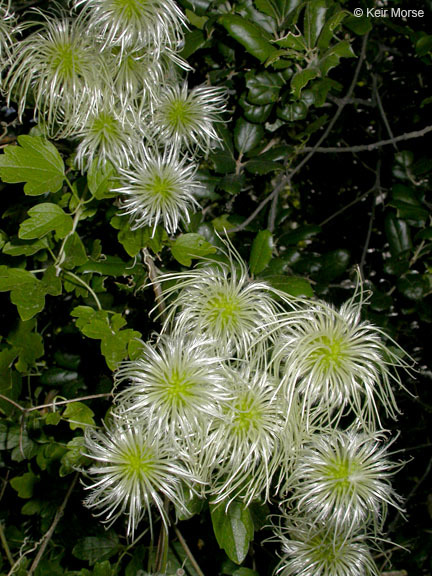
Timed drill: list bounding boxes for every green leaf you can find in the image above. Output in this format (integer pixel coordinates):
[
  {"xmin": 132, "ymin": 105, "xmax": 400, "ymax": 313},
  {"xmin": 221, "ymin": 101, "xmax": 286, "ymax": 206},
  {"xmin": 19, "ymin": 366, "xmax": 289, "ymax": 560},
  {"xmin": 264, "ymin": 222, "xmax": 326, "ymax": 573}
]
[
  {"xmin": 240, "ymin": 97, "xmax": 274, "ymax": 123},
  {"xmin": 0, "ymin": 135, "xmax": 65, "ymax": 195},
  {"xmin": 41, "ymin": 265, "xmax": 62, "ymax": 296},
  {"xmin": 275, "ymin": 31, "xmax": 307, "ymax": 50},
  {"xmin": 304, "ymin": 0, "xmax": 327, "ymax": 48},
  {"xmin": 245, "ymin": 71, "xmax": 284, "ymax": 105},
  {"xmin": 181, "ymin": 28, "xmax": 206, "ymax": 58},
  {"xmin": 250, "ymin": 230, "xmax": 273, "ymax": 274},
  {"xmin": 110, "ymin": 214, "xmax": 152, "ymax": 257},
  {"xmin": 397, "ymin": 273, "xmax": 429, "ymax": 301},
  {"xmin": 291, "ymin": 67, "xmax": 320, "ymax": 98},
  {"xmin": 59, "ymin": 436, "xmax": 88, "ymax": 476},
  {"xmin": 0, "ymin": 348, "xmax": 22, "ymax": 395},
  {"xmin": 234, "ymin": 118, "xmax": 264, "ymax": 154},
  {"xmin": 264, "ymin": 274, "xmax": 314, "ymax": 297},
  {"xmin": 280, "ymin": 224, "xmax": 321, "ymax": 244},
  {"xmin": 218, "ymin": 15, "xmax": 278, "ymax": 62},
  {"xmin": 63, "ymin": 402, "xmax": 96, "ymax": 431},
  {"xmin": 344, "ymin": 14, "xmax": 372, "ymax": 35},
  {"xmin": 87, "ymin": 160, "xmax": 116, "ymax": 199},
  {"xmin": 3, "ymin": 237, "xmax": 49, "ymax": 256},
  {"xmin": 100, "ymin": 329, "xmax": 141, "ymax": 370},
  {"xmin": 210, "ymin": 501, "xmax": 254, "ymax": 565},
  {"xmin": 390, "ymin": 184, "xmax": 429, "ymax": 221},
  {"xmin": 77, "ymin": 255, "xmax": 139, "ymax": 277},
  {"xmin": 416, "ymin": 34, "xmax": 432, "ymax": 57},
  {"xmin": 245, "ymin": 158, "xmax": 283, "ymax": 175},
  {"xmin": 0, "ymin": 266, "xmax": 47, "ymax": 320},
  {"xmin": 316, "ymin": 249, "xmax": 350, "ymax": 283},
  {"xmin": 7, "ymin": 319, "xmax": 44, "ymax": 373},
  {"xmin": 277, "ymin": 101, "xmax": 308, "ymax": 121},
  {"xmin": 71, "ymin": 306, "xmax": 142, "ymax": 370},
  {"xmin": 171, "ymin": 233, "xmax": 216, "ymax": 266},
  {"xmin": 72, "ymin": 306, "xmax": 111, "ymax": 339},
  {"xmin": 19, "ymin": 203, "xmax": 73, "ymax": 240},
  {"xmin": 10, "ymin": 470, "xmax": 38, "ymax": 499},
  {"xmin": 317, "ymin": 9, "xmax": 349, "ymax": 51},
  {"xmin": 385, "ymin": 213, "xmax": 412, "ymax": 256},
  {"xmin": 319, "ymin": 40, "xmax": 355, "ymax": 76},
  {"xmin": 40, "ymin": 367, "xmax": 80, "ymax": 387},
  {"xmin": 62, "ymin": 233, "xmax": 88, "ymax": 269},
  {"xmin": 72, "ymin": 533, "xmax": 121, "ymax": 565}
]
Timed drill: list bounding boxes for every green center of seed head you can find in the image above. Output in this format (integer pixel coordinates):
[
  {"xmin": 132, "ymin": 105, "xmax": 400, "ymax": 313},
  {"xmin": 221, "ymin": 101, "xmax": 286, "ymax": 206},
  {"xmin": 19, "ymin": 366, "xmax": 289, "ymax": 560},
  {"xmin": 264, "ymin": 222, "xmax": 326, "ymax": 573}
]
[
  {"xmin": 150, "ymin": 174, "xmax": 174, "ymax": 200},
  {"xmin": 125, "ymin": 445, "xmax": 153, "ymax": 477},
  {"xmin": 165, "ymin": 370, "xmax": 194, "ymax": 404},
  {"xmin": 206, "ymin": 291, "xmax": 241, "ymax": 329},
  {"xmin": 51, "ymin": 42, "xmax": 81, "ymax": 79},
  {"xmin": 233, "ymin": 395, "xmax": 261, "ymax": 432},
  {"xmin": 325, "ymin": 457, "xmax": 355, "ymax": 492},
  {"xmin": 309, "ymin": 334, "xmax": 345, "ymax": 369},
  {"xmin": 167, "ymin": 98, "xmax": 193, "ymax": 131},
  {"xmin": 310, "ymin": 533, "xmax": 343, "ymax": 564},
  {"xmin": 112, "ymin": 0, "xmax": 149, "ymax": 18},
  {"xmin": 91, "ymin": 112, "xmax": 120, "ymax": 141}
]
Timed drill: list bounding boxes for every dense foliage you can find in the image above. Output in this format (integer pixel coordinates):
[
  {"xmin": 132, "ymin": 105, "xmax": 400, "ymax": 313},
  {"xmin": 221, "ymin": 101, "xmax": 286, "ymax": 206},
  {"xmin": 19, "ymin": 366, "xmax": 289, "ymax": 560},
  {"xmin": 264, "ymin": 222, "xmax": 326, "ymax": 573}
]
[{"xmin": 0, "ymin": 0, "xmax": 431, "ymax": 575}]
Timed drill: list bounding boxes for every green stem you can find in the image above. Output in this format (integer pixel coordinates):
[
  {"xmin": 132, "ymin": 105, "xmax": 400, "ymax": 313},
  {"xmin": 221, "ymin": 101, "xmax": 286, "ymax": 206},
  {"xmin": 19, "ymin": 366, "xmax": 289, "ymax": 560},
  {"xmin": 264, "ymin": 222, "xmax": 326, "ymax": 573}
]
[
  {"xmin": 64, "ymin": 175, "xmax": 80, "ymax": 203},
  {"xmin": 0, "ymin": 522, "xmax": 14, "ymax": 567},
  {"xmin": 54, "ymin": 205, "xmax": 83, "ymax": 273},
  {"xmin": 63, "ymin": 270, "xmax": 102, "ymax": 311}
]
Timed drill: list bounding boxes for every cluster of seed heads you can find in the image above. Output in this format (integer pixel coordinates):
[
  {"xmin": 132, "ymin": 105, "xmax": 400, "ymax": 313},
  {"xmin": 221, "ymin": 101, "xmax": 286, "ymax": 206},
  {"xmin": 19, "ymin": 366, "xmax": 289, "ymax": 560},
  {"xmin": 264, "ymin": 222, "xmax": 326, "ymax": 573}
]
[{"xmin": 0, "ymin": 2, "xmax": 412, "ymax": 575}]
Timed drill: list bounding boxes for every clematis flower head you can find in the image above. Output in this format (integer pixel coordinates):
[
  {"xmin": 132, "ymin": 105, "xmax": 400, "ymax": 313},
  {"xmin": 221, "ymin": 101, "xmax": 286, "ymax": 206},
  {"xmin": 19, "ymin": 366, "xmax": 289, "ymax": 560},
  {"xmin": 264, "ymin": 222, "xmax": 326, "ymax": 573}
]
[
  {"xmin": 287, "ymin": 429, "xmax": 403, "ymax": 533},
  {"xmin": 273, "ymin": 293, "xmax": 412, "ymax": 427},
  {"xmin": 82, "ymin": 416, "xmax": 193, "ymax": 538},
  {"xmin": 156, "ymin": 237, "xmax": 290, "ymax": 357},
  {"xmin": 114, "ymin": 334, "xmax": 228, "ymax": 442},
  {"xmin": 5, "ymin": 11, "xmax": 107, "ymax": 137},
  {"xmin": 115, "ymin": 145, "xmax": 201, "ymax": 235},
  {"xmin": 273, "ymin": 517, "xmax": 379, "ymax": 576},
  {"xmin": 151, "ymin": 82, "xmax": 226, "ymax": 154},
  {"xmin": 74, "ymin": 0, "xmax": 186, "ymax": 56}
]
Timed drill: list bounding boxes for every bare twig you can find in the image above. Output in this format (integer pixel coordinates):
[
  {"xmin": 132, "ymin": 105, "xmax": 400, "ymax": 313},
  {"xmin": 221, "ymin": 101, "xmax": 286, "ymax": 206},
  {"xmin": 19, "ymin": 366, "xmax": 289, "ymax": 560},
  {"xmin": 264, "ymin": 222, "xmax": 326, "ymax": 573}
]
[
  {"xmin": 229, "ymin": 33, "xmax": 369, "ymax": 233},
  {"xmin": 268, "ymin": 178, "xmax": 286, "ymax": 232},
  {"xmin": 228, "ymin": 172, "xmax": 289, "ymax": 233},
  {"xmin": 0, "ymin": 523, "xmax": 14, "ymax": 567},
  {"xmin": 373, "ymin": 74, "xmax": 397, "ymax": 150},
  {"xmin": 143, "ymin": 248, "xmax": 166, "ymax": 320},
  {"xmin": 319, "ymin": 188, "xmax": 373, "ymax": 227},
  {"xmin": 359, "ymin": 160, "xmax": 381, "ymax": 281},
  {"xmin": 289, "ymin": 32, "xmax": 370, "ymax": 179},
  {"xmin": 172, "ymin": 524, "xmax": 205, "ymax": 576},
  {"xmin": 299, "ymin": 125, "xmax": 432, "ymax": 154},
  {"xmin": 0, "ymin": 393, "xmax": 112, "ymax": 414},
  {"xmin": 27, "ymin": 472, "xmax": 78, "ymax": 576}
]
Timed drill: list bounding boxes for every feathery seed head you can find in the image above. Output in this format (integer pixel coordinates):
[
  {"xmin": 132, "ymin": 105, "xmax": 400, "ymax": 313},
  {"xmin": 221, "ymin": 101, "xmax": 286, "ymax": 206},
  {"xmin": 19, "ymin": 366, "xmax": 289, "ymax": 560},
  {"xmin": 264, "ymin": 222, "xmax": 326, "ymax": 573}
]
[
  {"xmin": 5, "ymin": 13, "xmax": 106, "ymax": 136},
  {"xmin": 152, "ymin": 83, "xmax": 226, "ymax": 154},
  {"xmin": 74, "ymin": 97, "xmax": 145, "ymax": 170},
  {"xmin": 158, "ymin": 247, "xmax": 282, "ymax": 356},
  {"xmin": 114, "ymin": 334, "xmax": 228, "ymax": 441},
  {"xmin": 273, "ymin": 296, "xmax": 410, "ymax": 426},
  {"xmin": 74, "ymin": 0, "xmax": 186, "ymax": 56},
  {"xmin": 288, "ymin": 429, "xmax": 402, "ymax": 533},
  {"xmin": 109, "ymin": 47, "xmax": 185, "ymax": 106},
  {"xmin": 273, "ymin": 519, "xmax": 379, "ymax": 576},
  {"xmin": 207, "ymin": 364, "xmax": 286, "ymax": 505},
  {"xmin": 82, "ymin": 417, "xmax": 192, "ymax": 538},
  {"xmin": 0, "ymin": 1, "xmax": 19, "ymax": 81},
  {"xmin": 116, "ymin": 145, "xmax": 201, "ymax": 235}
]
